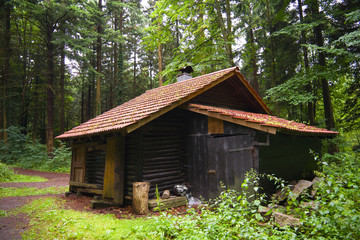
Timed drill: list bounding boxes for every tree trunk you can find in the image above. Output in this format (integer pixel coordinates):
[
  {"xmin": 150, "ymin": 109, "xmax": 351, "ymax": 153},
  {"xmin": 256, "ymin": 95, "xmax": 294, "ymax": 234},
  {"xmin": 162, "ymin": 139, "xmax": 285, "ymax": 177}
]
[
  {"xmin": 298, "ymin": 0, "xmax": 314, "ymax": 125},
  {"xmin": 133, "ymin": 41, "xmax": 137, "ymax": 96},
  {"xmin": 214, "ymin": 0, "xmax": 234, "ymax": 66},
  {"xmin": 95, "ymin": 0, "xmax": 102, "ymax": 116},
  {"xmin": 60, "ymin": 44, "xmax": 65, "ymax": 134},
  {"xmin": 249, "ymin": 26, "xmax": 259, "ymax": 94},
  {"xmin": 32, "ymin": 73, "xmax": 40, "ymax": 142},
  {"xmin": 112, "ymin": 13, "xmax": 118, "ymax": 108},
  {"xmin": 2, "ymin": 0, "xmax": 11, "ymax": 142},
  {"xmin": 46, "ymin": 26, "xmax": 55, "ymax": 154},
  {"xmin": 133, "ymin": 182, "xmax": 150, "ymax": 215},
  {"xmin": 264, "ymin": 0, "xmax": 276, "ymax": 88},
  {"xmin": 158, "ymin": 43, "xmax": 163, "ymax": 86},
  {"xmin": 311, "ymin": 1, "xmax": 335, "ymax": 130}
]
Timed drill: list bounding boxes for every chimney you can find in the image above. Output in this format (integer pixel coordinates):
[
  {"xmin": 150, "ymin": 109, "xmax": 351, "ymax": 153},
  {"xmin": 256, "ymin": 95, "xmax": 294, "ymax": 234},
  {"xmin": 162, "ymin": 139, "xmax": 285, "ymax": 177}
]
[{"xmin": 177, "ymin": 66, "xmax": 194, "ymax": 82}]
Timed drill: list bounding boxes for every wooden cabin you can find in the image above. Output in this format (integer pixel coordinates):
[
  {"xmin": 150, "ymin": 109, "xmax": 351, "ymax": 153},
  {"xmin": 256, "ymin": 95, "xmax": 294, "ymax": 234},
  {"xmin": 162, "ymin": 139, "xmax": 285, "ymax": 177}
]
[{"xmin": 57, "ymin": 67, "xmax": 337, "ymax": 204}]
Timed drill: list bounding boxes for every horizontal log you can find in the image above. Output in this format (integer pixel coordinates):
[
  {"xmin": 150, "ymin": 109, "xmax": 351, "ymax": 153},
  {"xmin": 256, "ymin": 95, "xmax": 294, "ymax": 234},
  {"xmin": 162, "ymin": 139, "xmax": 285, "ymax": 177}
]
[
  {"xmin": 144, "ymin": 175, "xmax": 183, "ymax": 184},
  {"xmin": 69, "ymin": 181, "xmax": 101, "ymax": 189},
  {"xmin": 143, "ymin": 161, "xmax": 182, "ymax": 168},
  {"xmin": 76, "ymin": 188, "xmax": 103, "ymax": 195},
  {"xmin": 143, "ymin": 166, "xmax": 180, "ymax": 175},
  {"xmin": 143, "ymin": 170, "xmax": 180, "ymax": 179},
  {"xmin": 143, "ymin": 156, "xmax": 180, "ymax": 162},
  {"xmin": 148, "ymin": 196, "xmax": 187, "ymax": 210}
]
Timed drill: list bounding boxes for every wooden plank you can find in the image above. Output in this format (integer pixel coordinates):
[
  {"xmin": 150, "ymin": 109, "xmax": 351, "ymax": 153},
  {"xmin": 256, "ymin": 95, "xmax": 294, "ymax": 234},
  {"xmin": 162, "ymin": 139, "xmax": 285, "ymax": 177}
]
[
  {"xmin": 75, "ymin": 188, "xmax": 103, "ymax": 195},
  {"xmin": 148, "ymin": 196, "xmax": 187, "ymax": 211},
  {"xmin": 208, "ymin": 116, "xmax": 224, "ymax": 134},
  {"xmin": 113, "ymin": 136, "xmax": 125, "ymax": 205},
  {"xmin": 70, "ymin": 145, "xmax": 86, "ymax": 183},
  {"xmin": 69, "ymin": 181, "xmax": 101, "ymax": 189},
  {"xmin": 103, "ymin": 137, "xmax": 117, "ymax": 199}
]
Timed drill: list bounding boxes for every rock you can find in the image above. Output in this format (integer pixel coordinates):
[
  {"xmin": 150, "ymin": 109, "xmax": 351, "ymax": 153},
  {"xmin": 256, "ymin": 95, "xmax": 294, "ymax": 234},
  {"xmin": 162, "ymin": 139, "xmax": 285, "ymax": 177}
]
[
  {"xmin": 274, "ymin": 180, "xmax": 297, "ymax": 201},
  {"xmin": 291, "ymin": 180, "xmax": 313, "ymax": 199},
  {"xmin": 162, "ymin": 190, "xmax": 170, "ymax": 199},
  {"xmin": 273, "ymin": 212, "xmax": 300, "ymax": 227},
  {"xmin": 311, "ymin": 177, "xmax": 322, "ymax": 197}
]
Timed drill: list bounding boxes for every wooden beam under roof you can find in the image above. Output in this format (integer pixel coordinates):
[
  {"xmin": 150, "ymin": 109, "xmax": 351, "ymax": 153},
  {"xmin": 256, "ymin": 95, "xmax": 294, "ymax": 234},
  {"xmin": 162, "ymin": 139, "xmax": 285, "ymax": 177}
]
[{"xmin": 182, "ymin": 105, "xmax": 278, "ymax": 135}]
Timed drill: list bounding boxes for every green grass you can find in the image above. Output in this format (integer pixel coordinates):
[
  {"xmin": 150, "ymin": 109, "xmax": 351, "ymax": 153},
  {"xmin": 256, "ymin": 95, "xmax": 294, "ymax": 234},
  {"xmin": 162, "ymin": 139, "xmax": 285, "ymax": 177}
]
[
  {"xmin": 0, "ymin": 186, "xmax": 68, "ymax": 198},
  {"xmin": 1, "ymin": 174, "xmax": 47, "ymax": 183},
  {"xmin": 16, "ymin": 198, "xmax": 154, "ymax": 239}
]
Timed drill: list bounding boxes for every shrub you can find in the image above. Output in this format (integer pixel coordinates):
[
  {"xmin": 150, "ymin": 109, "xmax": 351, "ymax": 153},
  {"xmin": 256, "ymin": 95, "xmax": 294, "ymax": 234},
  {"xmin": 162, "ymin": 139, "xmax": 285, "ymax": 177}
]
[
  {"xmin": 0, "ymin": 163, "xmax": 15, "ymax": 181},
  {"xmin": 0, "ymin": 127, "xmax": 71, "ymax": 173}
]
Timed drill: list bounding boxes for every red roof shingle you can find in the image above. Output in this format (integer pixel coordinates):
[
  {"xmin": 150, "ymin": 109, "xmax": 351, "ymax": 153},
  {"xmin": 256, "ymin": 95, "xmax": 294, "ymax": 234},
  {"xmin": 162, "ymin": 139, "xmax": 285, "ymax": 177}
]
[
  {"xmin": 57, "ymin": 66, "xmax": 338, "ymax": 139},
  {"xmin": 187, "ymin": 104, "xmax": 338, "ymax": 136},
  {"xmin": 57, "ymin": 67, "xmax": 239, "ymax": 139}
]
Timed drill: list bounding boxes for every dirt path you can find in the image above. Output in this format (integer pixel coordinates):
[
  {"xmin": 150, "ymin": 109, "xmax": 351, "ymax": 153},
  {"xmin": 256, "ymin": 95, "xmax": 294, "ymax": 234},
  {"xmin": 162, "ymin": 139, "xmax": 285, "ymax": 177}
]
[{"xmin": 0, "ymin": 168, "xmax": 70, "ymax": 240}]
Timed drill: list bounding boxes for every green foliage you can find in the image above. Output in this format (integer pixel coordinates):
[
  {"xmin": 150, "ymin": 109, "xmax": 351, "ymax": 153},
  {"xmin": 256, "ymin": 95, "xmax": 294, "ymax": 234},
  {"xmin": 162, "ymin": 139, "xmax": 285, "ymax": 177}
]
[
  {"xmin": 0, "ymin": 163, "xmax": 15, "ymax": 182},
  {"xmin": 0, "ymin": 127, "xmax": 71, "ymax": 173},
  {"xmin": 0, "ymin": 186, "xmax": 68, "ymax": 198},
  {"xmin": 15, "ymin": 198, "xmax": 153, "ymax": 239},
  {"xmin": 134, "ymin": 150, "xmax": 360, "ymax": 239}
]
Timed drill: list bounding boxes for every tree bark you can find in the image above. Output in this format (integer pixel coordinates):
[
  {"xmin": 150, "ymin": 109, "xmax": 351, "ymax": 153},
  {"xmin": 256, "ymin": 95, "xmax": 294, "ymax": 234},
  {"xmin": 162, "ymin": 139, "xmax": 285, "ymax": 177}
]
[
  {"xmin": 298, "ymin": 0, "xmax": 314, "ymax": 125},
  {"xmin": 133, "ymin": 41, "xmax": 137, "ymax": 96},
  {"xmin": 249, "ymin": 24, "xmax": 259, "ymax": 93},
  {"xmin": 2, "ymin": 0, "xmax": 11, "ymax": 142},
  {"xmin": 46, "ymin": 25, "xmax": 55, "ymax": 154},
  {"xmin": 214, "ymin": 0, "xmax": 234, "ymax": 66},
  {"xmin": 60, "ymin": 44, "xmax": 65, "ymax": 134},
  {"xmin": 95, "ymin": 0, "xmax": 102, "ymax": 116},
  {"xmin": 311, "ymin": 1, "xmax": 335, "ymax": 130},
  {"xmin": 158, "ymin": 42, "xmax": 163, "ymax": 86},
  {"xmin": 112, "ymin": 13, "xmax": 118, "ymax": 108},
  {"xmin": 133, "ymin": 182, "xmax": 150, "ymax": 215}
]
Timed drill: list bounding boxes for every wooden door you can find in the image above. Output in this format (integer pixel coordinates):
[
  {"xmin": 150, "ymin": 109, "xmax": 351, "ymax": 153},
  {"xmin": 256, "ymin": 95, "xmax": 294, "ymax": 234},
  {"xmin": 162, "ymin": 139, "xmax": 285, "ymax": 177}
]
[
  {"xmin": 70, "ymin": 145, "xmax": 86, "ymax": 183},
  {"xmin": 207, "ymin": 135, "xmax": 253, "ymax": 199}
]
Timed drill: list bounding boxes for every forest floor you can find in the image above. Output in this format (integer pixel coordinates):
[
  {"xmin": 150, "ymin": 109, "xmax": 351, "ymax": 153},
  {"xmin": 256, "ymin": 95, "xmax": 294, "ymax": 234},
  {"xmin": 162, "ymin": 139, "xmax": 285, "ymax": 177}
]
[
  {"xmin": 0, "ymin": 168, "xmax": 187, "ymax": 239},
  {"xmin": 0, "ymin": 168, "xmax": 70, "ymax": 240}
]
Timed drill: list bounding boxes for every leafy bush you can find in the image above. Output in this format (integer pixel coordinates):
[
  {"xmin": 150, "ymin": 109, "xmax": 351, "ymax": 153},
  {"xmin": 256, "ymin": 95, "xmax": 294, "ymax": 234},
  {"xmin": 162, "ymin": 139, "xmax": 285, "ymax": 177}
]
[
  {"xmin": 0, "ymin": 127, "xmax": 71, "ymax": 173},
  {"xmin": 136, "ymin": 151, "xmax": 360, "ymax": 239},
  {"xmin": 0, "ymin": 162, "xmax": 15, "ymax": 181}
]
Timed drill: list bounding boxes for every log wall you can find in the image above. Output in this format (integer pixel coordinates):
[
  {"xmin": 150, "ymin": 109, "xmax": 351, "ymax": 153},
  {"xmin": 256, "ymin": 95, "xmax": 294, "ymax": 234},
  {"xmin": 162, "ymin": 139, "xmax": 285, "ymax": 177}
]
[{"xmin": 124, "ymin": 109, "xmax": 186, "ymax": 199}]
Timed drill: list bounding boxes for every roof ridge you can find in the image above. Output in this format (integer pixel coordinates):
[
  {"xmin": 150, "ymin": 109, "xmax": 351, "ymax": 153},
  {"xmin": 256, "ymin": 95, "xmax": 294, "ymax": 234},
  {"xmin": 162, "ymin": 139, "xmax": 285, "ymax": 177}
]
[{"xmin": 145, "ymin": 66, "xmax": 239, "ymax": 93}]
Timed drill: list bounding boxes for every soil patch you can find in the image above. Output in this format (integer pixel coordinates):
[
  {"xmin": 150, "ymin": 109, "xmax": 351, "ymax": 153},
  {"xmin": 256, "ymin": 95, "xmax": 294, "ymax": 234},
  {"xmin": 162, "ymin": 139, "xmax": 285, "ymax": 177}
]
[
  {"xmin": 61, "ymin": 194, "xmax": 189, "ymax": 219},
  {"xmin": 0, "ymin": 168, "xmax": 70, "ymax": 239},
  {"xmin": 0, "ymin": 168, "xmax": 69, "ymax": 189}
]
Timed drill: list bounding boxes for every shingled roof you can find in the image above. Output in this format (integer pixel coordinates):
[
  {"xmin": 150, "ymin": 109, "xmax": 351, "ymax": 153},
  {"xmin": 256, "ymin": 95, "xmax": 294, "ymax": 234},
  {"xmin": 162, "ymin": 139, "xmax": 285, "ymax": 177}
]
[
  {"xmin": 57, "ymin": 66, "xmax": 337, "ymax": 140},
  {"xmin": 184, "ymin": 104, "xmax": 338, "ymax": 136}
]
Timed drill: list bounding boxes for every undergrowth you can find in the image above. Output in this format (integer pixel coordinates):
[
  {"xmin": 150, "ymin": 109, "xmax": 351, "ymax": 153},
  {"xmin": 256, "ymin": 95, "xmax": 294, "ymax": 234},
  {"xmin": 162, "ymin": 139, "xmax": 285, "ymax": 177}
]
[
  {"xmin": 0, "ymin": 163, "xmax": 47, "ymax": 182},
  {"xmin": 0, "ymin": 186, "xmax": 68, "ymax": 198},
  {"xmin": 0, "ymin": 127, "xmax": 71, "ymax": 173},
  {"xmin": 135, "ymin": 150, "xmax": 360, "ymax": 239},
  {"xmin": 15, "ymin": 198, "xmax": 153, "ymax": 239}
]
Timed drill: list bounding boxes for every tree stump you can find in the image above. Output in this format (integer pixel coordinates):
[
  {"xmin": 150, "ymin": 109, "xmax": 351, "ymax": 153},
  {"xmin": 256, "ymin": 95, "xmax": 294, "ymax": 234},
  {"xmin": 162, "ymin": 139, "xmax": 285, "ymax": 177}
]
[{"xmin": 133, "ymin": 182, "xmax": 150, "ymax": 215}]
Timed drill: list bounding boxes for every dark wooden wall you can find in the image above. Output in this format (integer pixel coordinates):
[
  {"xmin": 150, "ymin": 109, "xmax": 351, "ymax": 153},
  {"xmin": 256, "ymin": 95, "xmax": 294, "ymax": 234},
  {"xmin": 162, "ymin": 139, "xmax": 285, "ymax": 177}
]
[
  {"xmin": 258, "ymin": 133, "xmax": 320, "ymax": 181},
  {"xmin": 186, "ymin": 111, "xmax": 257, "ymax": 199},
  {"xmin": 85, "ymin": 149, "xmax": 106, "ymax": 187},
  {"xmin": 124, "ymin": 109, "xmax": 186, "ymax": 198}
]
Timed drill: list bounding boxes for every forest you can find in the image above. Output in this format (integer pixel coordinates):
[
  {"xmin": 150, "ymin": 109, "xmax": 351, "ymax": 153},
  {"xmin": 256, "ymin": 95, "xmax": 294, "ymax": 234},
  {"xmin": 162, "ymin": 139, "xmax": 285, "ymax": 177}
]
[
  {"xmin": 0, "ymin": 0, "xmax": 360, "ymax": 239},
  {"xmin": 0, "ymin": 0, "xmax": 359, "ymax": 154}
]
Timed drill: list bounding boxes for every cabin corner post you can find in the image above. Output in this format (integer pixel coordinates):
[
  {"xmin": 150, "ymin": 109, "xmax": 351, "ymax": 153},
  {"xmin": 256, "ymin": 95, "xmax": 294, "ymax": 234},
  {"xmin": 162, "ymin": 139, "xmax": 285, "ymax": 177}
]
[
  {"xmin": 103, "ymin": 135, "xmax": 125, "ymax": 205},
  {"xmin": 114, "ymin": 135, "xmax": 125, "ymax": 205}
]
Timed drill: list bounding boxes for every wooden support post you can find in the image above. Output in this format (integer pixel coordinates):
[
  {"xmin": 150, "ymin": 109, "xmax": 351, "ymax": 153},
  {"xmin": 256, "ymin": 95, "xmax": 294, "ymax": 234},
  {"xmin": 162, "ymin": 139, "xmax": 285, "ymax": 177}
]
[
  {"xmin": 133, "ymin": 182, "xmax": 150, "ymax": 215},
  {"xmin": 114, "ymin": 136, "xmax": 125, "ymax": 205},
  {"xmin": 103, "ymin": 136, "xmax": 125, "ymax": 205}
]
